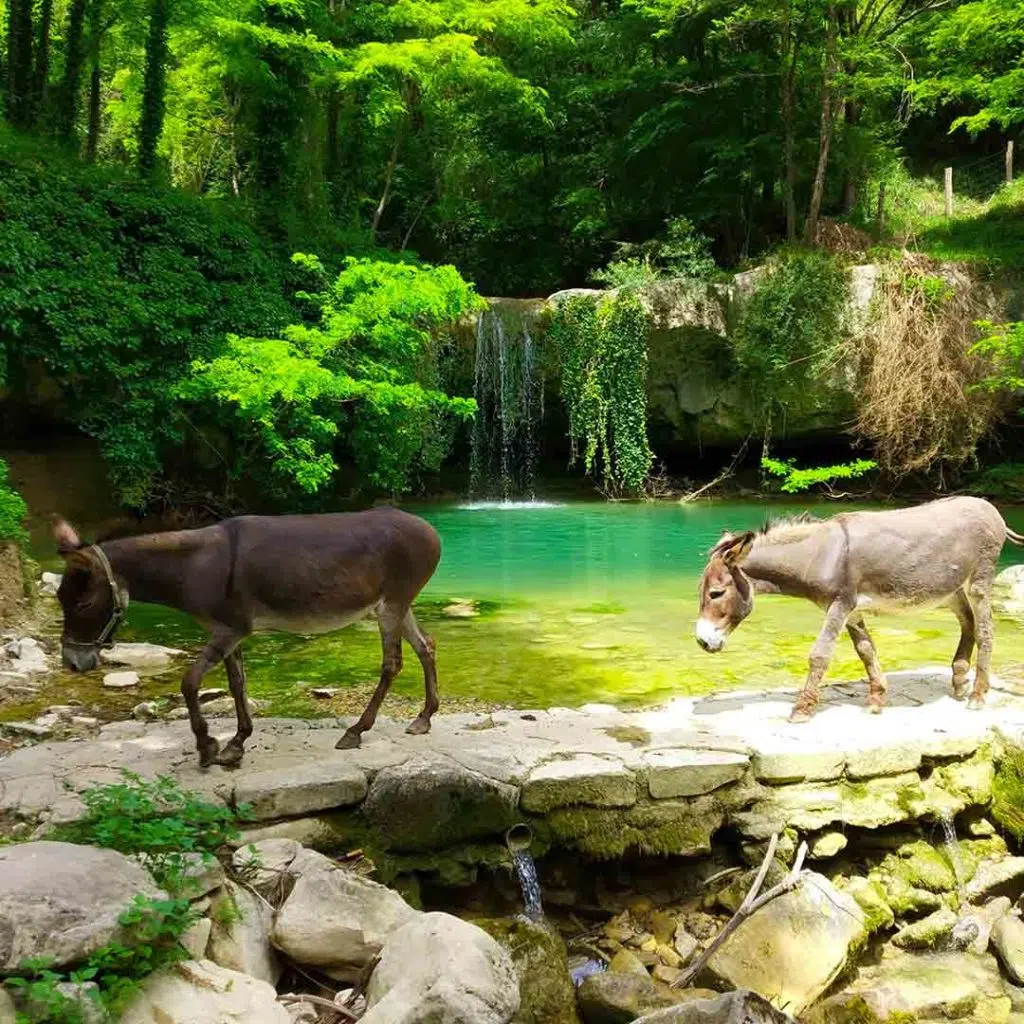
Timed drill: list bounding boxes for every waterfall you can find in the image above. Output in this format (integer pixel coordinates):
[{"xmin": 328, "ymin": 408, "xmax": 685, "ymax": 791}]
[
  {"xmin": 511, "ymin": 848, "xmax": 544, "ymax": 920},
  {"xmin": 470, "ymin": 300, "xmax": 545, "ymax": 500}
]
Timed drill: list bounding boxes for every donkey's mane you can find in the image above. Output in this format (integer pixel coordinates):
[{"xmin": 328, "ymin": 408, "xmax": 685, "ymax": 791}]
[{"xmin": 758, "ymin": 512, "xmax": 822, "ymax": 544}]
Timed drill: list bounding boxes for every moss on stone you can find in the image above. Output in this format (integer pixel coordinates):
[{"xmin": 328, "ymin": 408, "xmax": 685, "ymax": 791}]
[
  {"xmin": 602, "ymin": 726, "xmax": 651, "ymax": 748},
  {"xmin": 889, "ymin": 841, "xmax": 958, "ymax": 893},
  {"xmin": 843, "ymin": 877, "xmax": 895, "ymax": 934},
  {"xmin": 993, "ymin": 745, "xmax": 1024, "ymax": 842}
]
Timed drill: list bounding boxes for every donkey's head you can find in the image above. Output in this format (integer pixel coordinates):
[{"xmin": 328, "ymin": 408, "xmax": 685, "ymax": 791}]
[
  {"xmin": 51, "ymin": 517, "xmax": 128, "ymax": 672},
  {"xmin": 696, "ymin": 530, "xmax": 756, "ymax": 653}
]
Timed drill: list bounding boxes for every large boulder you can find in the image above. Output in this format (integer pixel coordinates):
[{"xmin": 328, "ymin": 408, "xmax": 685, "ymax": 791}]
[
  {"xmin": 271, "ymin": 852, "xmax": 416, "ymax": 979},
  {"xmin": 577, "ymin": 972, "xmax": 695, "ymax": 1024},
  {"xmin": 992, "ymin": 915, "xmax": 1024, "ymax": 985},
  {"xmin": 121, "ymin": 959, "xmax": 290, "ymax": 1023},
  {"xmin": 0, "ymin": 841, "xmax": 165, "ymax": 972},
  {"xmin": 806, "ymin": 949, "xmax": 1010, "ymax": 1023},
  {"xmin": 479, "ymin": 916, "xmax": 582, "ymax": 1024},
  {"xmin": 362, "ymin": 911, "xmax": 519, "ymax": 1024},
  {"xmin": 362, "ymin": 758, "xmax": 520, "ymax": 852},
  {"xmin": 634, "ymin": 991, "xmax": 797, "ymax": 1023},
  {"xmin": 994, "ymin": 565, "xmax": 1024, "ymax": 617},
  {"xmin": 208, "ymin": 881, "xmax": 282, "ymax": 986},
  {"xmin": 704, "ymin": 872, "xmax": 867, "ymax": 1017}
]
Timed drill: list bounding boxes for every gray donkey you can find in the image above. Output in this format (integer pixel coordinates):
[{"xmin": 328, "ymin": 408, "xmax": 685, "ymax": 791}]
[
  {"xmin": 696, "ymin": 496, "xmax": 1024, "ymax": 721},
  {"xmin": 52, "ymin": 508, "xmax": 441, "ymax": 766}
]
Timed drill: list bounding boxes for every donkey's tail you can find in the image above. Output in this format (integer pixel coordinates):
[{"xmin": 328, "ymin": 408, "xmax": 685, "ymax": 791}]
[{"xmin": 1007, "ymin": 526, "xmax": 1024, "ymax": 546}]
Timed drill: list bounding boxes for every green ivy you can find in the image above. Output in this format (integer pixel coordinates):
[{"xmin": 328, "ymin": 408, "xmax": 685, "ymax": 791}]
[
  {"xmin": 549, "ymin": 291, "xmax": 653, "ymax": 494},
  {"xmin": 731, "ymin": 249, "xmax": 850, "ymax": 426},
  {"xmin": 0, "ymin": 459, "xmax": 28, "ymax": 545}
]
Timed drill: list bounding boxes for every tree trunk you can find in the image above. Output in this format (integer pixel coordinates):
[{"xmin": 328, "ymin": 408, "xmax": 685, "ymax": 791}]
[
  {"xmin": 85, "ymin": 0, "xmax": 104, "ymax": 160},
  {"xmin": 325, "ymin": 86, "xmax": 340, "ymax": 210},
  {"xmin": 780, "ymin": 3, "xmax": 798, "ymax": 242},
  {"xmin": 58, "ymin": 0, "xmax": 87, "ymax": 143},
  {"xmin": 31, "ymin": 0, "xmax": 54, "ymax": 122},
  {"xmin": 840, "ymin": 95, "xmax": 858, "ymax": 214},
  {"xmin": 804, "ymin": 3, "xmax": 838, "ymax": 243},
  {"xmin": 6, "ymin": 0, "xmax": 35, "ymax": 128},
  {"xmin": 138, "ymin": 0, "xmax": 170, "ymax": 176},
  {"xmin": 371, "ymin": 120, "xmax": 404, "ymax": 240}
]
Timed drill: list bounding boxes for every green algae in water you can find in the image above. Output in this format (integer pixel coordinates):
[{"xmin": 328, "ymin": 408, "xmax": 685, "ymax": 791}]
[{"xmin": 12, "ymin": 499, "xmax": 1024, "ymax": 723}]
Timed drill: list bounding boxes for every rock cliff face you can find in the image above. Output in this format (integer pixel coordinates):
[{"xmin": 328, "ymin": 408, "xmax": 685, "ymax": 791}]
[{"xmin": 457, "ymin": 265, "xmax": 1022, "ymax": 466}]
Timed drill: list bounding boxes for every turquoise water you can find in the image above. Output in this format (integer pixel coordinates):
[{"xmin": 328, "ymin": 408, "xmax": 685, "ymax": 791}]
[{"xmin": 12, "ymin": 499, "xmax": 1024, "ymax": 722}]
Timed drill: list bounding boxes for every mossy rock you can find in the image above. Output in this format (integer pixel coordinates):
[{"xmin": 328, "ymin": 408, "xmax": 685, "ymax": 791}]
[
  {"xmin": 477, "ymin": 916, "xmax": 582, "ymax": 1024},
  {"xmin": 870, "ymin": 869, "xmax": 942, "ymax": 919},
  {"xmin": 842, "ymin": 877, "xmax": 895, "ymax": 934},
  {"xmin": 885, "ymin": 840, "xmax": 958, "ymax": 893},
  {"xmin": 994, "ymin": 746, "xmax": 1024, "ymax": 842},
  {"xmin": 892, "ymin": 907, "xmax": 957, "ymax": 950}
]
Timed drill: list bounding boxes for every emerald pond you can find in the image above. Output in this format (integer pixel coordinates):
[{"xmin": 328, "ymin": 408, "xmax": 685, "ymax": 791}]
[{"xmin": 11, "ymin": 499, "xmax": 1024, "ymax": 723}]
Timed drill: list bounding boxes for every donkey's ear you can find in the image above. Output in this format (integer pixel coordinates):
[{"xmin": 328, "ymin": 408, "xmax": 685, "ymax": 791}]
[
  {"xmin": 721, "ymin": 531, "xmax": 755, "ymax": 567},
  {"xmin": 52, "ymin": 516, "xmax": 83, "ymax": 555}
]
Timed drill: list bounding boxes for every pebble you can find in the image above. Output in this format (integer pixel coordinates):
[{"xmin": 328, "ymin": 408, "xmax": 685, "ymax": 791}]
[
  {"xmin": 133, "ymin": 702, "xmax": 161, "ymax": 722},
  {"xmin": 103, "ymin": 671, "xmax": 140, "ymax": 689},
  {"xmin": 198, "ymin": 688, "xmax": 227, "ymax": 704},
  {"xmin": 311, "ymin": 688, "xmax": 341, "ymax": 699}
]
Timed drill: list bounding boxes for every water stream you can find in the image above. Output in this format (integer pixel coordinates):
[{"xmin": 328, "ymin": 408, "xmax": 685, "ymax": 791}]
[
  {"xmin": 469, "ymin": 300, "xmax": 545, "ymax": 501},
  {"xmin": 511, "ymin": 848, "xmax": 544, "ymax": 920}
]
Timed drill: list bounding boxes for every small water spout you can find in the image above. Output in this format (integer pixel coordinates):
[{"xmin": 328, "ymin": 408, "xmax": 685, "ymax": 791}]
[
  {"xmin": 505, "ymin": 824, "xmax": 543, "ymax": 920},
  {"xmin": 940, "ymin": 811, "xmax": 967, "ymax": 901}
]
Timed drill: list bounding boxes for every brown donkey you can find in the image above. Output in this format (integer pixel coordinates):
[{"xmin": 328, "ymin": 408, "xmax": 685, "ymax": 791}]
[
  {"xmin": 696, "ymin": 496, "xmax": 1024, "ymax": 722},
  {"xmin": 51, "ymin": 508, "xmax": 441, "ymax": 765}
]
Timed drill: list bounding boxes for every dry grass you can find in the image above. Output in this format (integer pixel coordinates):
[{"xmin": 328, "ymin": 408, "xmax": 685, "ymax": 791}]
[{"xmin": 848, "ymin": 253, "xmax": 1000, "ymax": 477}]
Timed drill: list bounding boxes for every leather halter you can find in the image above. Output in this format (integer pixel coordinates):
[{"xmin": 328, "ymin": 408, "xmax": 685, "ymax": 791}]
[{"xmin": 64, "ymin": 545, "xmax": 128, "ymax": 651}]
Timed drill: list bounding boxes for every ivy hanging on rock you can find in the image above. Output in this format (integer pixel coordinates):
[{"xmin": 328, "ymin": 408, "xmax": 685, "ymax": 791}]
[{"xmin": 549, "ymin": 291, "xmax": 654, "ymax": 496}]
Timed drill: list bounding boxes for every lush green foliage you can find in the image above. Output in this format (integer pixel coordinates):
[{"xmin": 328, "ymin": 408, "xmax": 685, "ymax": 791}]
[
  {"xmin": 0, "ymin": 460, "xmax": 28, "ymax": 545},
  {"xmin": 182, "ymin": 255, "xmax": 480, "ymax": 497},
  {"xmin": 55, "ymin": 771, "xmax": 244, "ymax": 890},
  {"xmin": 731, "ymin": 250, "xmax": 850, "ymax": 424},
  {"xmin": 592, "ymin": 218, "xmax": 719, "ymax": 287},
  {"xmin": 972, "ymin": 320, "xmax": 1024, "ymax": 396},
  {"xmin": 761, "ymin": 455, "xmax": 878, "ymax": 494},
  {"xmin": 548, "ymin": 292, "xmax": 653, "ymax": 495}
]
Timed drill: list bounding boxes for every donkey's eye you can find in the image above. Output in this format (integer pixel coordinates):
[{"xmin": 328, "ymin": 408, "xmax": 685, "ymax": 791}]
[{"xmin": 709, "ymin": 589, "xmax": 726, "ymax": 599}]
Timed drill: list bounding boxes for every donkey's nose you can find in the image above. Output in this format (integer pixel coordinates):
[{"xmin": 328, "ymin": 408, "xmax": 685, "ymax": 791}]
[{"xmin": 63, "ymin": 645, "xmax": 99, "ymax": 672}]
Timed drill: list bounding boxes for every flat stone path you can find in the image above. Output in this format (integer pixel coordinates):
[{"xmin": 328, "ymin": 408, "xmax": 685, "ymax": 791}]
[{"xmin": 4, "ymin": 669, "xmax": 1024, "ymax": 854}]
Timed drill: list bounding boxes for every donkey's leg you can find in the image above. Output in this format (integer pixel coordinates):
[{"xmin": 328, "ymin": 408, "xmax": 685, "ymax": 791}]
[
  {"xmin": 212, "ymin": 649, "xmax": 253, "ymax": 768},
  {"xmin": 182, "ymin": 627, "xmax": 243, "ymax": 767},
  {"xmin": 790, "ymin": 597, "xmax": 854, "ymax": 723},
  {"xmin": 847, "ymin": 615, "xmax": 888, "ymax": 713},
  {"xmin": 402, "ymin": 609, "xmax": 438, "ymax": 736},
  {"xmin": 968, "ymin": 566, "xmax": 997, "ymax": 710},
  {"xmin": 950, "ymin": 589, "xmax": 976, "ymax": 701},
  {"xmin": 336, "ymin": 603, "xmax": 405, "ymax": 750}
]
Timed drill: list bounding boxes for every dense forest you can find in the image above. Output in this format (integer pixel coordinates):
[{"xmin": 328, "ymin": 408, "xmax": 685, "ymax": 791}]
[{"xmin": 1, "ymin": 0, "xmax": 1023, "ymax": 513}]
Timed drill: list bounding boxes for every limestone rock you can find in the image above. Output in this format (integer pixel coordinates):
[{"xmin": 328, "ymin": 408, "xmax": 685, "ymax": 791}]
[
  {"xmin": 642, "ymin": 750, "xmax": 748, "ymax": 799},
  {"xmin": 966, "ymin": 856, "xmax": 1024, "ymax": 903},
  {"xmin": 100, "ymin": 642, "xmax": 184, "ymax": 669},
  {"xmin": 705, "ymin": 872, "xmax": 867, "ymax": 1016},
  {"xmin": 633, "ymin": 990, "xmax": 797, "ymax": 1023},
  {"xmin": 994, "ymin": 565, "xmax": 1024, "ymax": 616},
  {"xmin": 673, "ymin": 923, "xmax": 698, "ymax": 964},
  {"xmin": 892, "ymin": 907, "xmax": 957, "ymax": 950},
  {"xmin": 362, "ymin": 912, "xmax": 519, "ymax": 1024},
  {"xmin": 103, "ymin": 670, "xmax": 139, "ymax": 689},
  {"xmin": 363, "ymin": 758, "xmax": 519, "ymax": 852},
  {"xmin": 479, "ymin": 916, "xmax": 582, "ymax": 1024},
  {"xmin": 179, "ymin": 917, "xmax": 212, "ymax": 959},
  {"xmin": 178, "ymin": 852, "xmax": 225, "ymax": 899},
  {"xmin": 0, "ymin": 841, "xmax": 165, "ymax": 971},
  {"xmin": 4, "ymin": 638, "xmax": 48, "ymax": 674},
  {"xmin": 132, "ymin": 701, "xmax": 161, "ymax": 722},
  {"xmin": 807, "ymin": 950, "xmax": 1010, "ymax": 1023},
  {"xmin": 202, "ymin": 696, "xmax": 268, "ymax": 716},
  {"xmin": 209, "ymin": 881, "xmax": 282, "ymax": 986},
  {"xmin": 0, "ymin": 988, "xmax": 13, "ymax": 1024},
  {"xmin": 577, "ymin": 971, "xmax": 687, "ymax": 1024},
  {"xmin": 39, "ymin": 571, "xmax": 62, "ymax": 597},
  {"xmin": 842, "ymin": 877, "xmax": 894, "ymax": 933},
  {"xmin": 952, "ymin": 896, "xmax": 1012, "ymax": 954},
  {"xmin": 121, "ymin": 959, "xmax": 290, "ymax": 1024},
  {"xmin": 233, "ymin": 838, "xmax": 303, "ymax": 897},
  {"xmin": 229, "ymin": 762, "xmax": 368, "ymax": 821},
  {"xmin": 522, "ymin": 755, "xmax": 637, "ymax": 813},
  {"xmin": 609, "ymin": 948, "xmax": 649, "ymax": 976},
  {"xmin": 271, "ymin": 858, "xmax": 416, "ymax": 979},
  {"xmin": 993, "ymin": 915, "xmax": 1024, "ymax": 985}
]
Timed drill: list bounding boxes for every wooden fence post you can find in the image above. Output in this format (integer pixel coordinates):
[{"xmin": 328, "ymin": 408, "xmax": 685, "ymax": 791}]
[
  {"xmin": 945, "ymin": 167, "xmax": 953, "ymax": 216},
  {"xmin": 1008, "ymin": 141, "xmax": 1015, "ymax": 184},
  {"xmin": 876, "ymin": 181, "xmax": 886, "ymax": 233}
]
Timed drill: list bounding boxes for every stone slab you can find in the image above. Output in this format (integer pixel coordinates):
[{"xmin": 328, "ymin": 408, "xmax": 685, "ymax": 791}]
[
  {"xmin": 227, "ymin": 762, "xmax": 368, "ymax": 820},
  {"xmin": 642, "ymin": 749, "xmax": 749, "ymax": 798},
  {"xmin": 521, "ymin": 755, "xmax": 637, "ymax": 813}
]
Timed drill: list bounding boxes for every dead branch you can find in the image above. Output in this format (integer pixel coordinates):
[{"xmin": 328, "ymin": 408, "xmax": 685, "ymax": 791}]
[
  {"xmin": 678, "ymin": 435, "xmax": 751, "ymax": 504},
  {"xmin": 672, "ymin": 834, "xmax": 809, "ymax": 989},
  {"xmin": 279, "ymin": 993, "xmax": 359, "ymax": 1021}
]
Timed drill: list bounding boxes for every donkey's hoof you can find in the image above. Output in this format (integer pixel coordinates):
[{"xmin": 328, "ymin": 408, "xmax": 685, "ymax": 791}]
[
  {"xmin": 213, "ymin": 742, "xmax": 245, "ymax": 768},
  {"xmin": 868, "ymin": 703, "xmax": 884, "ymax": 715},
  {"xmin": 967, "ymin": 696, "xmax": 986, "ymax": 711},
  {"xmin": 406, "ymin": 717, "xmax": 431, "ymax": 736},
  {"xmin": 198, "ymin": 737, "xmax": 221, "ymax": 768},
  {"xmin": 335, "ymin": 729, "xmax": 362, "ymax": 750},
  {"xmin": 788, "ymin": 710, "xmax": 812, "ymax": 725},
  {"xmin": 952, "ymin": 685, "xmax": 968, "ymax": 701}
]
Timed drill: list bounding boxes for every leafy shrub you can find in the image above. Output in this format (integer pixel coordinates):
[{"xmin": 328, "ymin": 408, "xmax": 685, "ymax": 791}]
[
  {"xmin": 762, "ymin": 455, "xmax": 877, "ymax": 494},
  {"xmin": 591, "ymin": 216, "xmax": 718, "ymax": 287},
  {"xmin": 55, "ymin": 771, "xmax": 244, "ymax": 890},
  {"xmin": 181, "ymin": 255, "xmax": 480, "ymax": 497},
  {"xmin": 731, "ymin": 249, "xmax": 849, "ymax": 426},
  {"xmin": 0, "ymin": 459, "xmax": 28, "ymax": 545},
  {"xmin": 549, "ymin": 292, "xmax": 653, "ymax": 495}
]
